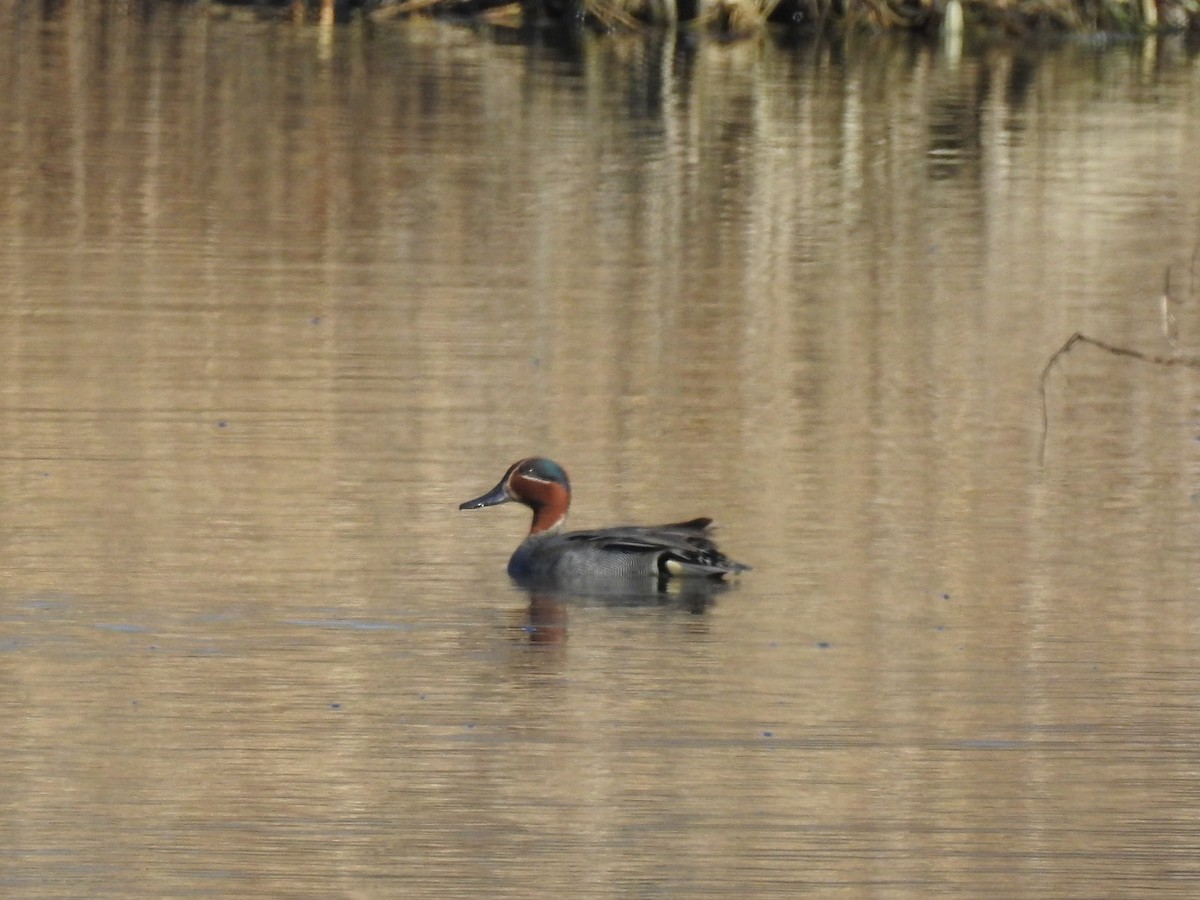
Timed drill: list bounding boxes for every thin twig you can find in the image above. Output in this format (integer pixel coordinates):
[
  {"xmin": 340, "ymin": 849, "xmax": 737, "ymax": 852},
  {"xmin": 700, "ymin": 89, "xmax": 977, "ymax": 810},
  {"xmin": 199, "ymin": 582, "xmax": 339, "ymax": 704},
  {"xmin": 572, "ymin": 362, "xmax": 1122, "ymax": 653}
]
[
  {"xmin": 1161, "ymin": 265, "xmax": 1180, "ymax": 350},
  {"xmin": 1191, "ymin": 245, "xmax": 1199, "ymax": 300},
  {"xmin": 368, "ymin": 0, "xmax": 448, "ymax": 20},
  {"xmin": 1038, "ymin": 331, "xmax": 1200, "ymax": 465}
]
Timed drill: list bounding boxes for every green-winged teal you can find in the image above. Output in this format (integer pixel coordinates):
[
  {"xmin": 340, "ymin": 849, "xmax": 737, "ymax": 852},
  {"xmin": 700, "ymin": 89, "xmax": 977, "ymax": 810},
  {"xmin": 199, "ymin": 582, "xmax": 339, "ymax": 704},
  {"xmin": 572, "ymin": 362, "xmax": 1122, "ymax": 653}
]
[{"xmin": 459, "ymin": 457, "xmax": 750, "ymax": 588}]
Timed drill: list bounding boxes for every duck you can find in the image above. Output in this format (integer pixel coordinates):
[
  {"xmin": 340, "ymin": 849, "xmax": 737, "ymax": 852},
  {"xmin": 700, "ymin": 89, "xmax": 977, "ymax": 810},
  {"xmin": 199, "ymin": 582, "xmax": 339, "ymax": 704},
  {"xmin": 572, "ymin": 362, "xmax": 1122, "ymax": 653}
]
[{"xmin": 459, "ymin": 457, "xmax": 749, "ymax": 589}]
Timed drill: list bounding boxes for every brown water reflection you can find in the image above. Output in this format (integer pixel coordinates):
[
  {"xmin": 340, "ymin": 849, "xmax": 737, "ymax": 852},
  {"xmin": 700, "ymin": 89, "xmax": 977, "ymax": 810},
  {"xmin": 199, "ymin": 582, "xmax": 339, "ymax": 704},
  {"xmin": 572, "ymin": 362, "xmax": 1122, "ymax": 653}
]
[{"xmin": 2, "ymin": 4, "xmax": 1200, "ymax": 897}]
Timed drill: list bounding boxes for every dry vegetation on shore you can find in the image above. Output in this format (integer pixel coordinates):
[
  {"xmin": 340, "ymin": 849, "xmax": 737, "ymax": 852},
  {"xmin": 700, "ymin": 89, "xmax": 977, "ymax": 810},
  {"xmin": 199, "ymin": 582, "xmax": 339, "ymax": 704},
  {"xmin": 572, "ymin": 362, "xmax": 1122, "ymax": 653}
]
[{"xmin": 221, "ymin": 0, "xmax": 1200, "ymax": 36}]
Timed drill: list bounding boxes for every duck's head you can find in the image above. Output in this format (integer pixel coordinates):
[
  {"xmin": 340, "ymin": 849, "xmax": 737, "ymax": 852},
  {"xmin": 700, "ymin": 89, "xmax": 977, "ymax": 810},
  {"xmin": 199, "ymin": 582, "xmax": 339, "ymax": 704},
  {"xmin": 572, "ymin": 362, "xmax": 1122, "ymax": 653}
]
[{"xmin": 459, "ymin": 457, "xmax": 571, "ymax": 534}]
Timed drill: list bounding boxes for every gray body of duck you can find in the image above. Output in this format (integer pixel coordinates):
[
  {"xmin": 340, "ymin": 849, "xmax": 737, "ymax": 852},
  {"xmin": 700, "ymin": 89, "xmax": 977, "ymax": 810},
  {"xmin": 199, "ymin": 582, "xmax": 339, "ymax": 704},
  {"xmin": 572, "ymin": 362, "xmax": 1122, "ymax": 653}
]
[{"xmin": 459, "ymin": 457, "xmax": 750, "ymax": 589}]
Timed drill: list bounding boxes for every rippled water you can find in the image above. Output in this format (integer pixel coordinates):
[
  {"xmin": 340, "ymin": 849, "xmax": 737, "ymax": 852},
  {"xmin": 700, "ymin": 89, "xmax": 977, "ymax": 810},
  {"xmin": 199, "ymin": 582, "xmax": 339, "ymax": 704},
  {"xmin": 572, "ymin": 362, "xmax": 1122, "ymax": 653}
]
[{"xmin": 2, "ymin": 6, "xmax": 1199, "ymax": 896}]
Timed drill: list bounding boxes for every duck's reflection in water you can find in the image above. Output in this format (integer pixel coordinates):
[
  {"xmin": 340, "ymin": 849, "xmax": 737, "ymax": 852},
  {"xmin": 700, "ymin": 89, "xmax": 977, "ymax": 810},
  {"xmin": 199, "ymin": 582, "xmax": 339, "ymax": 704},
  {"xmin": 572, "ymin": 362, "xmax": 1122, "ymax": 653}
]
[
  {"xmin": 525, "ymin": 591, "xmax": 569, "ymax": 645},
  {"xmin": 516, "ymin": 577, "xmax": 734, "ymax": 645}
]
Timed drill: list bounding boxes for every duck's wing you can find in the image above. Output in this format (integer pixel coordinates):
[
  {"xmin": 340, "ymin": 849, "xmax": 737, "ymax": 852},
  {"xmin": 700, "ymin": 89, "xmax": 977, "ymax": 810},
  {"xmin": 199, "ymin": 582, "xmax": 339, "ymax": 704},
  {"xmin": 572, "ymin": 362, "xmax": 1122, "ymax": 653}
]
[{"xmin": 562, "ymin": 520, "xmax": 750, "ymax": 578}]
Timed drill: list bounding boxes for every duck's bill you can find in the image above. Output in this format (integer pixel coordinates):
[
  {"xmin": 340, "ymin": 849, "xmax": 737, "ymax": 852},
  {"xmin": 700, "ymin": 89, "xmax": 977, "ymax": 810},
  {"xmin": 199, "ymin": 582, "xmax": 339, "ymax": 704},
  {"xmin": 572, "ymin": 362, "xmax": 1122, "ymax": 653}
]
[{"xmin": 459, "ymin": 480, "xmax": 511, "ymax": 510}]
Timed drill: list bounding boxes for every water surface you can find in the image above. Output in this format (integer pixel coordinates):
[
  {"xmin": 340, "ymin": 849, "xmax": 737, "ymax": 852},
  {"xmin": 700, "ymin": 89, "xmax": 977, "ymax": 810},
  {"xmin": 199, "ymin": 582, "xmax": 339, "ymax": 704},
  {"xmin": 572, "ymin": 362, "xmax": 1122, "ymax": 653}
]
[{"xmin": 2, "ymin": 7, "xmax": 1200, "ymax": 897}]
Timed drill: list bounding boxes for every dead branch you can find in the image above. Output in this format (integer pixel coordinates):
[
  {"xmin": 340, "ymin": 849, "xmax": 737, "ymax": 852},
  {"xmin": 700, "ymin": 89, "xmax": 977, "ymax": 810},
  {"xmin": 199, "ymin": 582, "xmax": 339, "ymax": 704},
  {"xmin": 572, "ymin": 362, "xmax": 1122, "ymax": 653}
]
[
  {"xmin": 1039, "ymin": 256, "xmax": 1200, "ymax": 464},
  {"xmin": 1039, "ymin": 331, "xmax": 1200, "ymax": 464}
]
